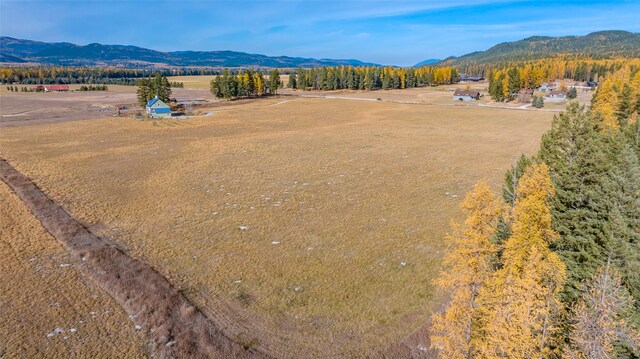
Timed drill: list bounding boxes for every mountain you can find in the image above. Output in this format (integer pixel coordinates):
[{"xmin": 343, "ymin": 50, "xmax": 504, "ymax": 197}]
[
  {"xmin": 439, "ymin": 30, "xmax": 640, "ymax": 66},
  {"xmin": 0, "ymin": 37, "xmax": 378, "ymax": 68},
  {"xmin": 413, "ymin": 59, "xmax": 440, "ymax": 67}
]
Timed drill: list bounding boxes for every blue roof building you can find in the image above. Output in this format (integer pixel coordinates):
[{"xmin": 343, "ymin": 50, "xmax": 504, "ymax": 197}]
[{"xmin": 145, "ymin": 96, "xmax": 171, "ymax": 118}]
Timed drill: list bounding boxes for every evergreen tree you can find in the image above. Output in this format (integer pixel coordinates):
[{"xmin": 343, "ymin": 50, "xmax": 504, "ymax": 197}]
[
  {"xmin": 615, "ymin": 83, "xmax": 634, "ymax": 126},
  {"xmin": 148, "ymin": 74, "xmax": 171, "ymax": 103},
  {"xmin": 538, "ymin": 103, "xmax": 640, "ymax": 313},
  {"xmin": 508, "ymin": 67, "xmax": 521, "ymax": 100},
  {"xmin": 136, "ymin": 78, "xmax": 151, "ymax": 107},
  {"xmin": 568, "ymin": 87, "xmax": 578, "ymax": 100},
  {"xmin": 287, "ymin": 72, "xmax": 296, "ymax": 89}
]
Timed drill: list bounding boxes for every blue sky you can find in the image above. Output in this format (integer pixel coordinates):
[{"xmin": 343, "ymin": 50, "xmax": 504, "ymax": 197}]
[{"xmin": 1, "ymin": 0, "xmax": 639, "ymax": 66}]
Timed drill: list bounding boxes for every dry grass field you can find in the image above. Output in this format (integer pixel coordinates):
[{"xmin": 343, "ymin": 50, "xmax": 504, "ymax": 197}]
[
  {"xmin": 0, "ymin": 97, "xmax": 554, "ymax": 356},
  {"xmin": 0, "ymin": 87, "xmax": 214, "ymax": 127},
  {"xmin": 0, "ymin": 181, "xmax": 148, "ymax": 358},
  {"xmin": 168, "ymin": 75, "xmax": 291, "ymax": 89}
]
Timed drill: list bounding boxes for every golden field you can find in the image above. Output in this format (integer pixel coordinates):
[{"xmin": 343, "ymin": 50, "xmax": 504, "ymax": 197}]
[
  {"xmin": 0, "ymin": 181, "xmax": 148, "ymax": 358},
  {"xmin": 0, "ymin": 97, "xmax": 554, "ymax": 356}
]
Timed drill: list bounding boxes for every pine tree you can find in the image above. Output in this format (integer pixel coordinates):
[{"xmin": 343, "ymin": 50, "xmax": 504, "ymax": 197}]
[
  {"xmin": 430, "ymin": 181, "xmax": 503, "ymax": 359},
  {"xmin": 508, "ymin": 68, "xmax": 521, "ymax": 100},
  {"xmin": 538, "ymin": 103, "xmax": 640, "ymax": 316},
  {"xmin": 287, "ymin": 72, "xmax": 296, "ymax": 89},
  {"xmin": 615, "ymin": 83, "xmax": 633, "ymax": 126},
  {"xmin": 136, "ymin": 78, "xmax": 151, "ymax": 107},
  {"xmin": 273, "ymin": 70, "xmax": 283, "ymax": 92},
  {"xmin": 296, "ymin": 67, "xmax": 306, "ymax": 90}
]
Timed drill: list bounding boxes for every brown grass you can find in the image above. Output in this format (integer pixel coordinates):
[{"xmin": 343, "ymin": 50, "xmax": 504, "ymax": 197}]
[
  {"xmin": 0, "ymin": 97, "xmax": 554, "ymax": 356},
  {"xmin": 0, "ymin": 160, "xmax": 262, "ymax": 358},
  {"xmin": 0, "ymin": 180, "xmax": 147, "ymax": 359}
]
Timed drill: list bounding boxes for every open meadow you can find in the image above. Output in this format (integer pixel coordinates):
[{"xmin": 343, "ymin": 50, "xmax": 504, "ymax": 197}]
[
  {"xmin": 0, "ymin": 181, "xmax": 147, "ymax": 358},
  {"xmin": 0, "ymin": 94, "xmax": 555, "ymax": 356}
]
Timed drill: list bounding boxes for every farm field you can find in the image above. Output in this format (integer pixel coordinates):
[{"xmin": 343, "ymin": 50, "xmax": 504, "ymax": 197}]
[
  {"xmin": 0, "ymin": 181, "xmax": 147, "ymax": 358},
  {"xmin": 0, "ymin": 97, "xmax": 555, "ymax": 356},
  {"xmin": 0, "ymin": 87, "xmax": 214, "ymax": 127}
]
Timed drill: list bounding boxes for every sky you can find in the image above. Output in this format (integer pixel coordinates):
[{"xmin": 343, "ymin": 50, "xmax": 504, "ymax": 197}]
[{"xmin": 1, "ymin": 0, "xmax": 640, "ymax": 66}]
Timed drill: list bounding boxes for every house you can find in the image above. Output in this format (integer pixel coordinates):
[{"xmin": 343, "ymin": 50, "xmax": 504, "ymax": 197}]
[
  {"xmin": 537, "ymin": 82, "xmax": 557, "ymax": 92},
  {"xmin": 32, "ymin": 85, "xmax": 69, "ymax": 92},
  {"xmin": 459, "ymin": 75, "xmax": 485, "ymax": 82},
  {"xmin": 453, "ymin": 89, "xmax": 480, "ymax": 101},
  {"xmin": 547, "ymin": 90, "xmax": 568, "ymax": 99},
  {"xmin": 45, "ymin": 85, "xmax": 69, "ymax": 92},
  {"xmin": 145, "ymin": 96, "xmax": 171, "ymax": 118}
]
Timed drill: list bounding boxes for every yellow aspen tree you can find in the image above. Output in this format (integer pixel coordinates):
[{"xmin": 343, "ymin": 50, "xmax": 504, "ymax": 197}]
[
  {"xmin": 477, "ymin": 163, "xmax": 567, "ymax": 358},
  {"xmin": 502, "ymin": 73, "xmax": 510, "ymax": 99},
  {"xmin": 430, "ymin": 181, "xmax": 503, "ymax": 359},
  {"xmin": 631, "ymin": 71, "xmax": 640, "ymax": 91},
  {"xmin": 242, "ymin": 72, "xmax": 252, "ymax": 95},
  {"xmin": 254, "ymin": 73, "xmax": 264, "ymax": 96},
  {"xmin": 592, "ymin": 79, "xmax": 619, "ymax": 131}
]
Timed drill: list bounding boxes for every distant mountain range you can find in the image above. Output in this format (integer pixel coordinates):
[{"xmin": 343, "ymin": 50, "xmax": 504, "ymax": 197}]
[
  {"xmin": 2, "ymin": 30, "xmax": 638, "ymax": 69},
  {"xmin": 438, "ymin": 30, "xmax": 640, "ymax": 66},
  {"xmin": 413, "ymin": 58, "xmax": 440, "ymax": 67},
  {"xmin": 0, "ymin": 37, "xmax": 379, "ymax": 68}
]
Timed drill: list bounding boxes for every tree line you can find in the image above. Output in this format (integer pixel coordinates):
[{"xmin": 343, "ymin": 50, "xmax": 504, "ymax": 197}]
[
  {"xmin": 0, "ymin": 66, "xmax": 221, "ymax": 86},
  {"xmin": 288, "ymin": 65, "xmax": 457, "ymax": 91},
  {"xmin": 430, "ymin": 71, "xmax": 640, "ymax": 358},
  {"xmin": 487, "ymin": 60, "xmax": 639, "ymax": 102},
  {"xmin": 455, "ymin": 57, "xmax": 640, "ymax": 82},
  {"xmin": 209, "ymin": 69, "xmax": 281, "ymax": 100},
  {"xmin": 78, "ymin": 84, "xmax": 108, "ymax": 91},
  {"xmin": 6, "ymin": 86, "xmax": 35, "ymax": 92}
]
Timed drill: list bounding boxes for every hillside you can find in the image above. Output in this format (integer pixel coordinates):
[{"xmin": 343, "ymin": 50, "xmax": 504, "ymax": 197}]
[
  {"xmin": 413, "ymin": 58, "xmax": 440, "ymax": 67},
  {"xmin": 439, "ymin": 30, "xmax": 640, "ymax": 66},
  {"xmin": 0, "ymin": 37, "xmax": 379, "ymax": 68}
]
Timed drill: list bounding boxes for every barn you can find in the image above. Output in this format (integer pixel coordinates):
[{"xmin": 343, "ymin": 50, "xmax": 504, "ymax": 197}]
[
  {"xmin": 145, "ymin": 96, "xmax": 171, "ymax": 118},
  {"xmin": 547, "ymin": 90, "xmax": 567, "ymax": 99},
  {"xmin": 453, "ymin": 89, "xmax": 480, "ymax": 101},
  {"xmin": 32, "ymin": 85, "xmax": 70, "ymax": 92}
]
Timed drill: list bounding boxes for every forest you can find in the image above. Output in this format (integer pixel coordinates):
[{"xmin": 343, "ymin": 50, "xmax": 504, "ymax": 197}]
[
  {"xmin": 0, "ymin": 66, "xmax": 222, "ymax": 86},
  {"xmin": 430, "ymin": 67, "xmax": 640, "ymax": 358},
  {"xmin": 209, "ymin": 69, "xmax": 281, "ymax": 99},
  {"xmin": 288, "ymin": 65, "xmax": 458, "ymax": 91},
  {"xmin": 485, "ymin": 58, "xmax": 640, "ymax": 102}
]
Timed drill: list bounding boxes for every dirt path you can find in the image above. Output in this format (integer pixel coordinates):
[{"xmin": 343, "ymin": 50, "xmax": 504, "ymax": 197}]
[{"xmin": 0, "ymin": 159, "xmax": 267, "ymax": 359}]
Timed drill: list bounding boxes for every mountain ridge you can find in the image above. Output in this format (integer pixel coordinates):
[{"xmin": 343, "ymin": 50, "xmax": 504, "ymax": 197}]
[
  {"xmin": 438, "ymin": 30, "xmax": 640, "ymax": 67},
  {"xmin": 0, "ymin": 36, "xmax": 379, "ymax": 68}
]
